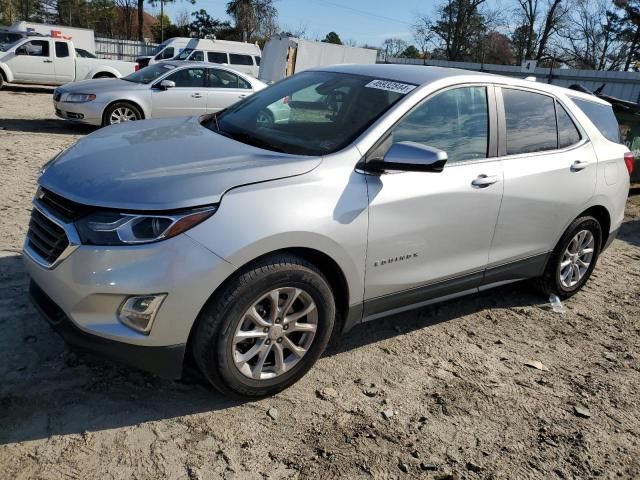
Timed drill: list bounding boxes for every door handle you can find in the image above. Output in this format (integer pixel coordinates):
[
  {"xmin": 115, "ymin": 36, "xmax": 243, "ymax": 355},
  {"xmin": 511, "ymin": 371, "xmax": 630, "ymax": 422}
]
[
  {"xmin": 43, "ymin": 59, "xmax": 53, "ymax": 63},
  {"xmin": 238, "ymin": 94, "xmax": 247, "ymax": 99},
  {"xmin": 192, "ymin": 93, "xmax": 203, "ymax": 98},
  {"xmin": 471, "ymin": 174, "xmax": 499, "ymax": 188},
  {"xmin": 571, "ymin": 160, "xmax": 589, "ymax": 171}
]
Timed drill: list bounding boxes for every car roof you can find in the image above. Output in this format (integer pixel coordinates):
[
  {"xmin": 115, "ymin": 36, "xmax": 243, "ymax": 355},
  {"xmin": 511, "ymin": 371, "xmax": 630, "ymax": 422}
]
[{"xmin": 316, "ymin": 64, "xmax": 611, "ymax": 107}]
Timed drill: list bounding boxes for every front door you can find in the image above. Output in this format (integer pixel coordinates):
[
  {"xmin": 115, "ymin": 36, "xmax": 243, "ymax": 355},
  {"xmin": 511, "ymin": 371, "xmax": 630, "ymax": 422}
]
[
  {"xmin": 9, "ymin": 39, "xmax": 56, "ymax": 83},
  {"xmin": 364, "ymin": 85, "xmax": 503, "ymax": 316},
  {"xmin": 150, "ymin": 67, "xmax": 208, "ymax": 117}
]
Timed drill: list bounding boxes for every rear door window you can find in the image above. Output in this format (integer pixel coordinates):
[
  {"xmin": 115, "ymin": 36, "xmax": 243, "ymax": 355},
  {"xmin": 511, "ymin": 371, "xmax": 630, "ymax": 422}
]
[
  {"xmin": 503, "ymin": 88, "xmax": 557, "ymax": 155},
  {"xmin": 229, "ymin": 54, "xmax": 253, "ymax": 66},
  {"xmin": 206, "ymin": 68, "xmax": 250, "ymax": 89},
  {"xmin": 571, "ymin": 97, "xmax": 621, "ymax": 144},
  {"xmin": 55, "ymin": 41, "xmax": 69, "ymax": 58},
  {"xmin": 556, "ymin": 103, "xmax": 581, "ymax": 148},
  {"xmin": 208, "ymin": 51, "xmax": 228, "ymax": 63}
]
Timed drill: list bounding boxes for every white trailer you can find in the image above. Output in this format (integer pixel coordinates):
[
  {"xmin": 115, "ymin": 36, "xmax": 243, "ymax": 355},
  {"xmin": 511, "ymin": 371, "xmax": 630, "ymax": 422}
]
[
  {"xmin": 259, "ymin": 35, "xmax": 377, "ymax": 83},
  {"xmin": 9, "ymin": 21, "xmax": 95, "ymax": 54}
]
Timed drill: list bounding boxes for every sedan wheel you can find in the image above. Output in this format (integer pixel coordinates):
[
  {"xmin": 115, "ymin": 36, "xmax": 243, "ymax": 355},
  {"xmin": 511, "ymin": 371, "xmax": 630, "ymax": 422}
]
[{"xmin": 109, "ymin": 106, "xmax": 138, "ymax": 124}]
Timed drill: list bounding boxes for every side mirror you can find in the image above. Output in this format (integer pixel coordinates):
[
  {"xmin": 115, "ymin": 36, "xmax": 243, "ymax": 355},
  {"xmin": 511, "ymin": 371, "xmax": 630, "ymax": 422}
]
[
  {"xmin": 15, "ymin": 47, "xmax": 26, "ymax": 55},
  {"xmin": 157, "ymin": 79, "xmax": 176, "ymax": 90},
  {"xmin": 367, "ymin": 141, "xmax": 448, "ymax": 173}
]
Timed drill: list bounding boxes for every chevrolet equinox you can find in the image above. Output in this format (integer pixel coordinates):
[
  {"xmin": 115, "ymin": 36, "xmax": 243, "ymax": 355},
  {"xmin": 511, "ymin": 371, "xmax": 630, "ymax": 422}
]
[{"xmin": 24, "ymin": 65, "xmax": 631, "ymax": 397}]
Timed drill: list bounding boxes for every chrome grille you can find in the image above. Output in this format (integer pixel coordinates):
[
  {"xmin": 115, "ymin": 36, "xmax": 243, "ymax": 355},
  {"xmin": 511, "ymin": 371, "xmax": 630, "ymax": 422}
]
[
  {"xmin": 38, "ymin": 188, "xmax": 92, "ymax": 222},
  {"xmin": 27, "ymin": 208, "xmax": 69, "ymax": 265}
]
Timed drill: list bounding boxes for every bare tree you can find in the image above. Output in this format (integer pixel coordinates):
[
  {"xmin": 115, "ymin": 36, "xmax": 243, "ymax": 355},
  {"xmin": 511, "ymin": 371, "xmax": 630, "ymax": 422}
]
[
  {"xmin": 557, "ymin": 0, "xmax": 625, "ymax": 70},
  {"xmin": 512, "ymin": 0, "xmax": 569, "ymax": 62},
  {"xmin": 430, "ymin": 0, "xmax": 488, "ymax": 61},
  {"xmin": 226, "ymin": 0, "xmax": 278, "ymax": 43},
  {"xmin": 382, "ymin": 37, "xmax": 408, "ymax": 59},
  {"xmin": 412, "ymin": 15, "xmax": 433, "ymax": 63},
  {"xmin": 174, "ymin": 7, "xmax": 190, "ymax": 30}
]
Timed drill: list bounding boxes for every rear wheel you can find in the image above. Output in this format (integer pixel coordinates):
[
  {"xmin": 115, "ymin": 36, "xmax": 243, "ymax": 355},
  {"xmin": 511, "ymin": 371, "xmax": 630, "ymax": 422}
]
[
  {"xmin": 536, "ymin": 216, "xmax": 602, "ymax": 299},
  {"xmin": 103, "ymin": 102, "xmax": 142, "ymax": 126},
  {"xmin": 192, "ymin": 254, "xmax": 336, "ymax": 398}
]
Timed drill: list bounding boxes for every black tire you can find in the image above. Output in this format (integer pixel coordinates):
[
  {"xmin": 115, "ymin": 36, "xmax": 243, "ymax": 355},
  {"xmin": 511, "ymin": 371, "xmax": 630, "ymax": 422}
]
[
  {"xmin": 93, "ymin": 72, "xmax": 115, "ymax": 79},
  {"xmin": 536, "ymin": 215, "xmax": 602, "ymax": 299},
  {"xmin": 102, "ymin": 102, "xmax": 142, "ymax": 126},
  {"xmin": 192, "ymin": 254, "xmax": 336, "ymax": 398},
  {"xmin": 256, "ymin": 108, "xmax": 274, "ymax": 127},
  {"xmin": 0, "ymin": 72, "xmax": 4, "ymax": 90}
]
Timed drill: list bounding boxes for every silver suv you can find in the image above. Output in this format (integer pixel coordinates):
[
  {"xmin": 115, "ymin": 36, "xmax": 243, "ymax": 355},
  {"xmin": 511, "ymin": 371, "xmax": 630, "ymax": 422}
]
[{"xmin": 24, "ymin": 65, "xmax": 630, "ymax": 397}]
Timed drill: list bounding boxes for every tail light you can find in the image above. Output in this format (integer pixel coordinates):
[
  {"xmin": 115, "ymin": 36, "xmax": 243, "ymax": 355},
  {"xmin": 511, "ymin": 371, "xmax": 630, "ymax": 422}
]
[
  {"xmin": 283, "ymin": 95, "xmax": 289, "ymax": 105},
  {"xmin": 134, "ymin": 63, "xmax": 140, "ymax": 72},
  {"xmin": 624, "ymin": 152, "xmax": 634, "ymax": 176}
]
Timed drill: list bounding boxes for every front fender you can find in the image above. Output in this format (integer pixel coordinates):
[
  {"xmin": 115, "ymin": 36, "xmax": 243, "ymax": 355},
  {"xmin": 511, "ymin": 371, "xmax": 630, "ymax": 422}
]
[{"xmin": 0, "ymin": 62, "xmax": 14, "ymax": 83}]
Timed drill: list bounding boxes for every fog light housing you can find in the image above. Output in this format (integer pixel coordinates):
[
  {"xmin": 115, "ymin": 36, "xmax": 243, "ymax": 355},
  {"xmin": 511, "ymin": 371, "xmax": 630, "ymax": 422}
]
[{"xmin": 118, "ymin": 294, "xmax": 166, "ymax": 334}]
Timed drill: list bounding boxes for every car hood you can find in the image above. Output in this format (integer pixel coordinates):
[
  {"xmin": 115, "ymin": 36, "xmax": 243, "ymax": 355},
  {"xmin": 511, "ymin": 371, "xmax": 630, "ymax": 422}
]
[
  {"xmin": 39, "ymin": 116, "xmax": 322, "ymax": 211},
  {"xmin": 58, "ymin": 78, "xmax": 147, "ymax": 93}
]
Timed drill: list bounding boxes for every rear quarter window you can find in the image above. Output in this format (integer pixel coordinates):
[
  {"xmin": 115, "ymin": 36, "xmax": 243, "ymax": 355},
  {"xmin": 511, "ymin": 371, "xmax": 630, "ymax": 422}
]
[
  {"xmin": 229, "ymin": 54, "xmax": 254, "ymax": 66},
  {"xmin": 571, "ymin": 97, "xmax": 621, "ymax": 144}
]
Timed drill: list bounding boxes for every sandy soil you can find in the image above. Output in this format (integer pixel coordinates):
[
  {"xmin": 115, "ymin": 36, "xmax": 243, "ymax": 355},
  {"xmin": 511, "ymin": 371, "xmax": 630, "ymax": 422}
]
[{"xmin": 0, "ymin": 87, "xmax": 639, "ymax": 480}]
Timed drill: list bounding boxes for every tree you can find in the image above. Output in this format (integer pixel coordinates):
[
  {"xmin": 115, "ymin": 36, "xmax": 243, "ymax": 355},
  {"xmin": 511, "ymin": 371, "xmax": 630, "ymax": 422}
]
[
  {"xmin": 430, "ymin": 0, "xmax": 489, "ymax": 61},
  {"xmin": 188, "ymin": 8, "xmax": 231, "ymax": 38},
  {"xmin": 480, "ymin": 31, "xmax": 514, "ymax": 64},
  {"xmin": 558, "ymin": 0, "xmax": 625, "ymax": 70},
  {"xmin": 614, "ymin": 0, "xmax": 640, "ymax": 70},
  {"xmin": 226, "ymin": 0, "xmax": 278, "ymax": 43},
  {"xmin": 400, "ymin": 44, "xmax": 421, "ymax": 58},
  {"xmin": 322, "ymin": 31, "xmax": 342, "ymax": 44},
  {"xmin": 382, "ymin": 37, "xmax": 408, "ymax": 59},
  {"xmin": 511, "ymin": 0, "xmax": 569, "ymax": 63},
  {"xmin": 412, "ymin": 15, "xmax": 434, "ymax": 63}
]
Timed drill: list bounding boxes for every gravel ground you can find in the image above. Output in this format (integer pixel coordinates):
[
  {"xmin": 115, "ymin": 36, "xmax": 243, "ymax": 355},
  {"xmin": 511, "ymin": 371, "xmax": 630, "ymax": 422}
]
[{"xmin": 0, "ymin": 86, "xmax": 639, "ymax": 480}]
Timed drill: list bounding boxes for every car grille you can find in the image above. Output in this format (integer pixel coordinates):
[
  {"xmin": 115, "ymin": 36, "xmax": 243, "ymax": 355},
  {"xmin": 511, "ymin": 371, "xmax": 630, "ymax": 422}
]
[
  {"xmin": 38, "ymin": 188, "xmax": 92, "ymax": 222},
  {"xmin": 27, "ymin": 208, "xmax": 70, "ymax": 265}
]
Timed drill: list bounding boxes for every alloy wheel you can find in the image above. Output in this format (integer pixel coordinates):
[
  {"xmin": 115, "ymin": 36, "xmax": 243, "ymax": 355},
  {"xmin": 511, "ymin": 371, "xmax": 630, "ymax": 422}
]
[
  {"xmin": 559, "ymin": 229, "xmax": 595, "ymax": 288},
  {"xmin": 232, "ymin": 287, "xmax": 318, "ymax": 380},
  {"xmin": 109, "ymin": 107, "xmax": 137, "ymax": 124}
]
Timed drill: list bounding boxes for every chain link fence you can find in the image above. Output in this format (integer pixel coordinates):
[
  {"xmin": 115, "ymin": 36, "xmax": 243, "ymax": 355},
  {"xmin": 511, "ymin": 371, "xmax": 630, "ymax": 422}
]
[{"xmin": 95, "ymin": 37, "xmax": 158, "ymax": 62}]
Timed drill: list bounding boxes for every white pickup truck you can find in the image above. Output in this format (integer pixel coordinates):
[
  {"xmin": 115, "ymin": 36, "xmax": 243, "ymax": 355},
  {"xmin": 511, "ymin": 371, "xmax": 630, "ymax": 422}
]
[{"xmin": 0, "ymin": 37, "xmax": 138, "ymax": 89}]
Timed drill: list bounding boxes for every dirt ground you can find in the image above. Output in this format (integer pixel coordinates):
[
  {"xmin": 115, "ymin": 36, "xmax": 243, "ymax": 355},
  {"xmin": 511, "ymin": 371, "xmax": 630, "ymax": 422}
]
[{"xmin": 0, "ymin": 86, "xmax": 639, "ymax": 480}]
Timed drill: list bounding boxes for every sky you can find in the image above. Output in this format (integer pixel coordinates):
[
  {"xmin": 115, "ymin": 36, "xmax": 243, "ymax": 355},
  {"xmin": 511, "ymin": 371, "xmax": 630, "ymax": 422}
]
[{"xmin": 161, "ymin": 0, "xmax": 438, "ymax": 46}]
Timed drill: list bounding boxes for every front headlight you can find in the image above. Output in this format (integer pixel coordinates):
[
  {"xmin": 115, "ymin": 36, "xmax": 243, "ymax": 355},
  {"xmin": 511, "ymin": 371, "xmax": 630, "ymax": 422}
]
[
  {"xmin": 75, "ymin": 206, "xmax": 217, "ymax": 245},
  {"xmin": 65, "ymin": 93, "xmax": 96, "ymax": 103}
]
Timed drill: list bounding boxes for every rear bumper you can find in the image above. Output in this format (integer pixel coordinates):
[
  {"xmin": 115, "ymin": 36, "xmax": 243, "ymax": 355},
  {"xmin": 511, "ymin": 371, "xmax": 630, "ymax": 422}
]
[{"xmin": 29, "ymin": 280, "xmax": 185, "ymax": 378}]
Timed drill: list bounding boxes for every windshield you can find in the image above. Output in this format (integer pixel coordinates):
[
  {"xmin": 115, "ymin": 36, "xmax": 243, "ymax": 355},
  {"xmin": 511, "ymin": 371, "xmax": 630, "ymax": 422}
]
[
  {"xmin": 122, "ymin": 63, "xmax": 176, "ymax": 84},
  {"xmin": 0, "ymin": 38, "xmax": 24, "ymax": 52},
  {"xmin": 150, "ymin": 43, "xmax": 168, "ymax": 56},
  {"xmin": 206, "ymin": 71, "xmax": 411, "ymax": 156},
  {"xmin": 175, "ymin": 48, "xmax": 193, "ymax": 60}
]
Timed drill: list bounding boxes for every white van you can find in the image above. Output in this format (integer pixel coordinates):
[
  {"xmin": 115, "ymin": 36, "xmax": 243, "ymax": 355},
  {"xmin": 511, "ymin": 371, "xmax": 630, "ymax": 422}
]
[{"xmin": 137, "ymin": 38, "xmax": 261, "ymax": 77}]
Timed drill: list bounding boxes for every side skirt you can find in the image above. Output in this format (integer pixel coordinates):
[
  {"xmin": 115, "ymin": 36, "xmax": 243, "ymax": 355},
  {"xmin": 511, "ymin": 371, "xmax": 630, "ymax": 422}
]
[{"xmin": 342, "ymin": 252, "xmax": 549, "ymax": 330}]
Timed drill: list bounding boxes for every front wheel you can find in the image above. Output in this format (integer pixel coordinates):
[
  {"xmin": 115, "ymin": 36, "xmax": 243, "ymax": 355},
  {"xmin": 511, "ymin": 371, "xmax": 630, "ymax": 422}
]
[
  {"xmin": 536, "ymin": 216, "xmax": 602, "ymax": 299},
  {"xmin": 103, "ymin": 102, "xmax": 142, "ymax": 126},
  {"xmin": 191, "ymin": 254, "xmax": 336, "ymax": 398}
]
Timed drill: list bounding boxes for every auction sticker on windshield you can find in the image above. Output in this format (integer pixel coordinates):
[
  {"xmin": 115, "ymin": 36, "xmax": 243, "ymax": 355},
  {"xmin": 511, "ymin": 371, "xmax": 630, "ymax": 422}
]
[{"xmin": 365, "ymin": 79, "xmax": 416, "ymax": 94}]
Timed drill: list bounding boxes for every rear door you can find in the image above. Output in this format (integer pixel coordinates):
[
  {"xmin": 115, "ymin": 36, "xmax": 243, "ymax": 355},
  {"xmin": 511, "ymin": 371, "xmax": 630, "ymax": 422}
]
[
  {"xmin": 204, "ymin": 68, "xmax": 252, "ymax": 112},
  {"xmin": 150, "ymin": 67, "xmax": 208, "ymax": 117},
  {"xmin": 53, "ymin": 41, "xmax": 74, "ymax": 83},
  {"xmin": 487, "ymin": 87, "xmax": 598, "ymax": 274},
  {"xmin": 9, "ymin": 39, "xmax": 56, "ymax": 83},
  {"xmin": 363, "ymin": 85, "xmax": 504, "ymax": 313}
]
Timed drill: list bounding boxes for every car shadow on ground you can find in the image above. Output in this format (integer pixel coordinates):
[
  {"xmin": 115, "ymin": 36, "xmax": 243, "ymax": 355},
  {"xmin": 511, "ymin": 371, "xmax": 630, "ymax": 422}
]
[
  {"xmin": 0, "ymin": 118, "xmax": 96, "ymax": 135},
  {"xmin": 3, "ymin": 84, "xmax": 55, "ymax": 95}
]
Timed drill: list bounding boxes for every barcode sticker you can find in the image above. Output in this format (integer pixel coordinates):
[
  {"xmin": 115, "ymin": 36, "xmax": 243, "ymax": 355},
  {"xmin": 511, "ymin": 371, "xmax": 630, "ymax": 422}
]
[{"xmin": 365, "ymin": 79, "xmax": 416, "ymax": 94}]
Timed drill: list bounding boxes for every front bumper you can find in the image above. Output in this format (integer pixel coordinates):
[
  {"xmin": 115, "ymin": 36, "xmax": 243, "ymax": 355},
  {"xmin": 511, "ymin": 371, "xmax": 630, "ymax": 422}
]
[
  {"xmin": 53, "ymin": 98, "xmax": 104, "ymax": 126},
  {"xmin": 30, "ymin": 280, "xmax": 185, "ymax": 378},
  {"xmin": 23, "ymin": 214, "xmax": 236, "ymax": 376}
]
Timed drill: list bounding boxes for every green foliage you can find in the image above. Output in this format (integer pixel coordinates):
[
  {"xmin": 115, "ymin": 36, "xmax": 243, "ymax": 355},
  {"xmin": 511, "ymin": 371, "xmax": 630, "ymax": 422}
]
[
  {"xmin": 322, "ymin": 31, "xmax": 342, "ymax": 44},
  {"xmin": 188, "ymin": 8, "xmax": 231, "ymax": 39},
  {"xmin": 400, "ymin": 44, "xmax": 420, "ymax": 58}
]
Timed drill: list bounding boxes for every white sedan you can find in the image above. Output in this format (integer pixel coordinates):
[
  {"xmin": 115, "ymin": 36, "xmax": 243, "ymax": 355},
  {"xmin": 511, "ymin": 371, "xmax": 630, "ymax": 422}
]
[{"xmin": 53, "ymin": 61, "xmax": 267, "ymax": 127}]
